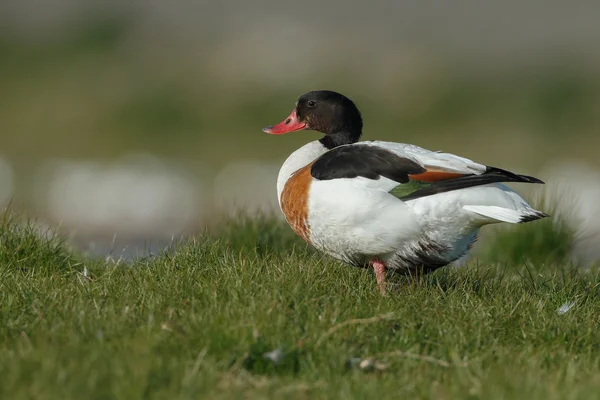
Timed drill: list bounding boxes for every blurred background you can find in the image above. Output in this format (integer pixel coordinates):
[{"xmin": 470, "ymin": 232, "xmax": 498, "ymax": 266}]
[{"xmin": 1, "ymin": 0, "xmax": 599, "ymax": 259}]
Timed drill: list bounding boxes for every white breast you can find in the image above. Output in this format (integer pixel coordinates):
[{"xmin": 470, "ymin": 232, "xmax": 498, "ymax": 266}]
[{"xmin": 276, "ymin": 140, "xmax": 328, "ymax": 206}]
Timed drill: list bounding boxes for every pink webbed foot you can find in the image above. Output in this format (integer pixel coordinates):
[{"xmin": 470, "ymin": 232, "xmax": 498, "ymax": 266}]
[{"xmin": 371, "ymin": 259, "xmax": 387, "ymax": 295}]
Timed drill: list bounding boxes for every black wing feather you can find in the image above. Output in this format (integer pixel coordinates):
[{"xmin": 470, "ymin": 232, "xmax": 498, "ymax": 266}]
[
  {"xmin": 310, "ymin": 145, "xmax": 426, "ymax": 183},
  {"xmin": 310, "ymin": 144, "xmax": 544, "ymax": 200},
  {"xmin": 400, "ymin": 166, "xmax": 544, "ymax": 201}
]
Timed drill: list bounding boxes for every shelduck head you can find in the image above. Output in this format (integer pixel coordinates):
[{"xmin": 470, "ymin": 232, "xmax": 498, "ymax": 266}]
[{"xmin": 263, "ymin": 90, "xmax": 363, "ymax": 149}]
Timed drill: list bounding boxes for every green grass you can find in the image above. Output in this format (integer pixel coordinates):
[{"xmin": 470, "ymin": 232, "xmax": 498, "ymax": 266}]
[{"xmin": 1, "ymin": 210, "xmax": 599, "ymax": 399}]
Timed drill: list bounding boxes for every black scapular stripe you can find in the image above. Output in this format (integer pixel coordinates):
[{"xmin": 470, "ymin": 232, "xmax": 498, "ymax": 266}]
[
  {"xmin": 311, "ymin": 145, "xmax": 426, "ymax": 183},
  {"xmin": 399, "ymin": 166, "xmax": 544, "ymax": 201}
]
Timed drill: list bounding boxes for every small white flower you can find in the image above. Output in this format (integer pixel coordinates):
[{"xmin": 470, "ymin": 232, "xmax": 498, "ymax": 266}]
[
  {"xmin": 557, "ymin": 301, "xmax": 576, "ymax": 315},
  {"xmin": 263, "ymin": 346, "xmax": 285, "ymax": 365}
]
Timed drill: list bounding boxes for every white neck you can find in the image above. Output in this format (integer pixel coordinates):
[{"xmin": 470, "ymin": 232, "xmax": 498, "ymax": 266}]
[{"xmin": 276, "ymin": 140, "xmax": 328, "ymax": 206}]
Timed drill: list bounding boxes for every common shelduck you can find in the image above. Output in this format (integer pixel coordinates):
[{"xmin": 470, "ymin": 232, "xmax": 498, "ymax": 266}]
[{"xmin": 263, "ymin": 90, "xmax": 547, "ymax": 294}]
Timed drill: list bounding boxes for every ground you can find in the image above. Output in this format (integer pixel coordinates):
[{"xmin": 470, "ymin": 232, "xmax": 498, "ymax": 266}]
[{"xmin": 0, "ymin": 211, "xmax": 599, "ymax": 400}]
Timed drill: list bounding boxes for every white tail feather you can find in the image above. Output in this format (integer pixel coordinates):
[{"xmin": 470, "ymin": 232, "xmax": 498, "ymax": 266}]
[{"xmin": 463, "ymin": 205, "xmax": 534, "ymax": 224}]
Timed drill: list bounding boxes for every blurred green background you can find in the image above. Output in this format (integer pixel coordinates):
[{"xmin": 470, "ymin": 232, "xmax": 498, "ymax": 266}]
[{"xmin": 1, "ymin": 1, "xmax": 599, "ymax": 256}]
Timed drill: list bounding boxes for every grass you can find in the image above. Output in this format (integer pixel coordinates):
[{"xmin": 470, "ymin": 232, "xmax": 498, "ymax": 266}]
[{"xmin": 1, "ymin": 210, "xmax": 600, "ymax": 399}]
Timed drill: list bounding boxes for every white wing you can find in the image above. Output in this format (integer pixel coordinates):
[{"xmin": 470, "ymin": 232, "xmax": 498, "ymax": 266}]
[{"xmin": 363, "ymin": 141, "xmax": 488, "ymax": 175}]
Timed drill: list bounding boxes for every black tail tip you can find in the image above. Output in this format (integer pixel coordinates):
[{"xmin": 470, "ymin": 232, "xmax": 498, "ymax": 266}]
[
  {"xmin": 519, "ymin": 211, "xmax": 550, "ymax": 223},
  {"xmin": 519, "ymin": 175, "xmax": 545, "ymax": 184},
  {"xmin": 485, "ymin": 166, "xmax": 545, "ymax": 184}
]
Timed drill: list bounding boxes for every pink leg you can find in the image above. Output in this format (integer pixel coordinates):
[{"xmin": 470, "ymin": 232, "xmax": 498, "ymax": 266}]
[{"xmin": 371, "ymin": 259, "xmax": 387, "ymax": 295}]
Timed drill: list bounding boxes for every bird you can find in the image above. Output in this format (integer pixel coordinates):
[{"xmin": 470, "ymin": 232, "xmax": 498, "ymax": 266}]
[{"xmin": 262, "ymin": 90, "xmax": 547, "ymax": 294}]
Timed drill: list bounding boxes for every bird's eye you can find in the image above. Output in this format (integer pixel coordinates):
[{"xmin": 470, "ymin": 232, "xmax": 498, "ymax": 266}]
[{"xmin": 307, "ymin": 100, "xmax": 316, "ymax": 107}]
